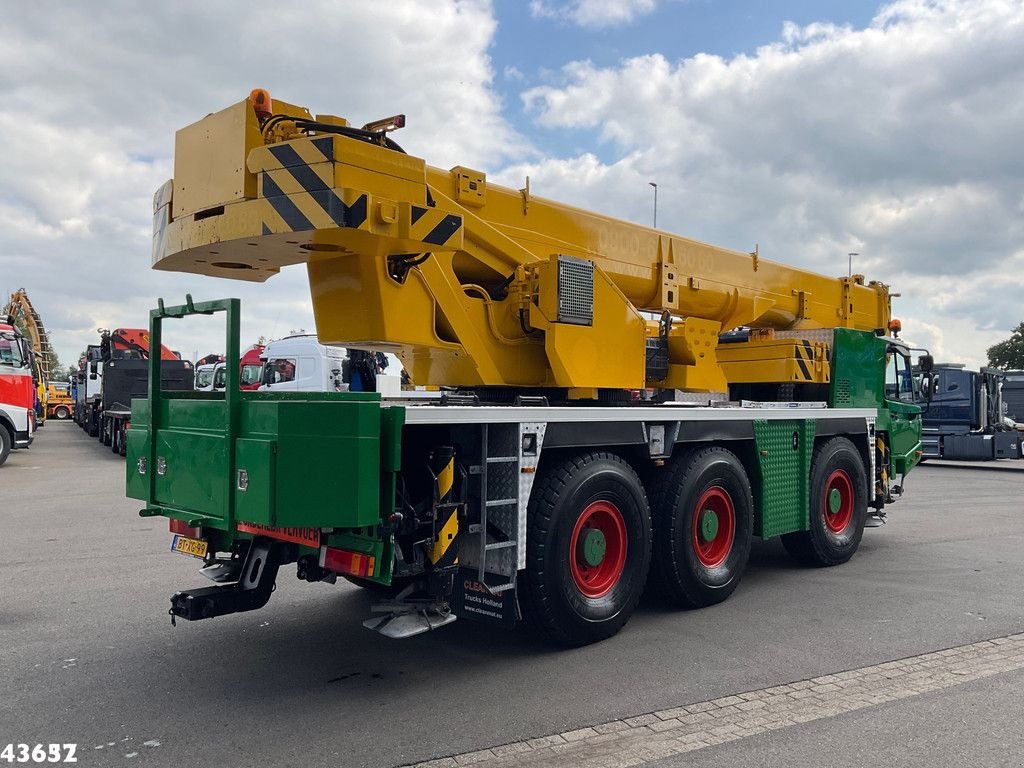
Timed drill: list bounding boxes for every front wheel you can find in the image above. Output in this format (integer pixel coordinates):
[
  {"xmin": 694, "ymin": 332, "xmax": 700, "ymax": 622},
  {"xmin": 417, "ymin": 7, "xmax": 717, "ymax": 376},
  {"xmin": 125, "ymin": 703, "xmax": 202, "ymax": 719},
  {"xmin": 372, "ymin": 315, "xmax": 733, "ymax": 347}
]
[
  {"xmin": 54, "ymin": 406, "xmax": 70, "ymax": 420},
  {"xmin": 647, "ymin": 447, "xmax": 753, "ymax": 608},
  {"xmin": 521, "ymin": 451, "xmax": 651, "ymax": 647},
  {"xmin": 782, "ymin": 437, "xmax": 868, "ymax": 566},
  {"xmin": 0, "ymin": 426, "xmax": 11, "ymax": 467}
]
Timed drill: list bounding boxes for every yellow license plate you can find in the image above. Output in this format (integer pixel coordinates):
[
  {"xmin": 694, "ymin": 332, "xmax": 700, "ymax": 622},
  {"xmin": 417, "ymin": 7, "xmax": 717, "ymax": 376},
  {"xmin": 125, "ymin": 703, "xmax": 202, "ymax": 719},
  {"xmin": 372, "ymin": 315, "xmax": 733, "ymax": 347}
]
[{"xmin": 171, "ymin": 534, "xmax": 208, "ymax": 559}]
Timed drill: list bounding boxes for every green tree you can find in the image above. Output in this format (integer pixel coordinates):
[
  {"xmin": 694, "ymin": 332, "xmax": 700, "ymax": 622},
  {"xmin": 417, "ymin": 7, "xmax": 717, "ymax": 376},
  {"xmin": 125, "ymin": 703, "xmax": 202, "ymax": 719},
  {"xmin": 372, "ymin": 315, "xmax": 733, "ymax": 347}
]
[{"xmin": 987, "ymin": 322, "xmax": 1024, "ymax": 370}]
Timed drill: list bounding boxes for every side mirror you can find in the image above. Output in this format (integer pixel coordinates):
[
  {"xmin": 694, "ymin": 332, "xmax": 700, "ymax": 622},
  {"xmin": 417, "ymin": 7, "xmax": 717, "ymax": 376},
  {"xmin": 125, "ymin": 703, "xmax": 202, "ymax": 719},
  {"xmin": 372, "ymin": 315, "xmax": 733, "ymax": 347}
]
[
  {"xmin": 919, "ymin": 354, "xmax": 934, "ymax": 373},
  {"xmin": 923, "ymin": 373, "xmax": 935, "ymax": 402}
]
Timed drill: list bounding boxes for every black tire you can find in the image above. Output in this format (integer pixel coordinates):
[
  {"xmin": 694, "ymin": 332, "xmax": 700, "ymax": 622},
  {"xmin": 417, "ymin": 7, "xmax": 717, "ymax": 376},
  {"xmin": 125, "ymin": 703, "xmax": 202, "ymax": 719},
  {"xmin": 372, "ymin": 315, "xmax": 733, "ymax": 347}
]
[
  {"xmin": 520, "ymin": 451, "xmax": 651, "ymax": 647},
  {"xmin": 782, "ymin": 437, "xmax": 868, "ymax": 567},
  {"xmin": 647, "ymin": 446, "xmax": 753, "ymax": 608},
  {"xmin": 55, "ymin": 406, "xmax": 70, "ymax": 420},
  {"xmin": 101, "ymin": 417, "xmax": 112, "ymax": 446},
  {"xmin": 111, "ymin": 422, "xmax": 120, "ymax": 454},
  {"xmin": 87, "ymin": 411, "xmax": 99, "ymax": 437},
  {"xmin": 0, "ymin": 426, "xmax": 11, "ymax": 467},
  {"xmin": 118, "ymin": 424, "xmax": 127, "ymax": 457}
]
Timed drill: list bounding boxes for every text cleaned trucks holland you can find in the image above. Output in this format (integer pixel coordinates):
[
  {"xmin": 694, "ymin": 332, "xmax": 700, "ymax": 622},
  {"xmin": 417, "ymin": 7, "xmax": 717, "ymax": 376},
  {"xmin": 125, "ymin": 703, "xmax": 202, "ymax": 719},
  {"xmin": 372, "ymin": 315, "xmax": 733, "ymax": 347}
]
[{"xmin": 127, "ymin": 91, "xmax": 925, "ymax": 646}]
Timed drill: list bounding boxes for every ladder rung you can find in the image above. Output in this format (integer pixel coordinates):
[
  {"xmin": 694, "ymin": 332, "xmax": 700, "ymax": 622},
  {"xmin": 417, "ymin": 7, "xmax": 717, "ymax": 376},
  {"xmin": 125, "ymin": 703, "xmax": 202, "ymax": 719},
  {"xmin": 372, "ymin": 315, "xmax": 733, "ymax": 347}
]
[
  {"xmin": 485, "ymin": 498, "xmax": 518, "ymax": 507},
  {"xmin": 485, "ymin": 541, "xmax": 516, "ymax": 551},
  {"xmin": 486, "ymin": 456, "xmax": 518, "ymax": 463}
]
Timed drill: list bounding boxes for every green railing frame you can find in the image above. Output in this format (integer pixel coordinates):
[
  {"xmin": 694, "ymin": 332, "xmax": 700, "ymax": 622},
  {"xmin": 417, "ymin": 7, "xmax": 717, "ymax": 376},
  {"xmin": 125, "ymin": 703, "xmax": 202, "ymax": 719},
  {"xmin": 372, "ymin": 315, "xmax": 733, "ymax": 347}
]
[{"xmin": 147, "ymin": 295, "xmax": 241, "ymax": 527}]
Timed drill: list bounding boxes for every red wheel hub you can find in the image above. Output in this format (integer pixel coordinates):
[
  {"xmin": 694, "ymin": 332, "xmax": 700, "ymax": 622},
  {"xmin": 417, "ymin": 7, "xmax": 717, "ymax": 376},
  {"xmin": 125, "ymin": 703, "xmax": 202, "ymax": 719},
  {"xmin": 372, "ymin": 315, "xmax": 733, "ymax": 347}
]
[
  {"xmin": 691, "ymin": 487, "xmax": 735, "ymax": 568},
  {"xmin": 569, "ymin": 500, "xmax": 627, "ymax": 598},
  {"xmin": 823, "ymin": 469, "xmax": 854, "ymax": 534}
]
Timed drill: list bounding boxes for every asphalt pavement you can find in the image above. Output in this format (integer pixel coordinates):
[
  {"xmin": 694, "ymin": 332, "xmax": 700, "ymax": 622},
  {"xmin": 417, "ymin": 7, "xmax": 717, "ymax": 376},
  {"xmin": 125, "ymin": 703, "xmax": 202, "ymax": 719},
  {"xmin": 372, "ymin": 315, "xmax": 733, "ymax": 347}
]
[{"xmin": 2, "ymin": 421, "xmax": 1022, "ymax": 767}]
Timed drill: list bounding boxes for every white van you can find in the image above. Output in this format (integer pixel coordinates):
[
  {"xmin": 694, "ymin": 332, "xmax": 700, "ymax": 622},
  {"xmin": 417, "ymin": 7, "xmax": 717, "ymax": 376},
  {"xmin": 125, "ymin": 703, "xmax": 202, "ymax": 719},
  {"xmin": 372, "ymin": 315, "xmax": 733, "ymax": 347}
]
[{"xmin": 258, "ymin": 335, "xmax": 402, "ymax": 393}]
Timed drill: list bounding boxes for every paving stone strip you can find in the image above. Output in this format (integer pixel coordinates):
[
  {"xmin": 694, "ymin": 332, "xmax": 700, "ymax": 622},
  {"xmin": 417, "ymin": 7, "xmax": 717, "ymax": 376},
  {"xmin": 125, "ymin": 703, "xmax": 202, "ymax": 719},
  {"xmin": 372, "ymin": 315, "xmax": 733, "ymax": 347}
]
[{"xmin": 406, "ymin": 632, "xmax": 1024, "ymax": 768}]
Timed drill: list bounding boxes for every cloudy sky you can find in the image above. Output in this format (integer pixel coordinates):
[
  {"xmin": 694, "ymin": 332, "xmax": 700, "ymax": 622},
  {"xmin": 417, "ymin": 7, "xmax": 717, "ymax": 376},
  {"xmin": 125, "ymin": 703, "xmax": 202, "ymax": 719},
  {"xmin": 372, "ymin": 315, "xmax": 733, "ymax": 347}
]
[{"xmin": 1, "ymin": 0, "xmax": 1022, "ymax": 372}]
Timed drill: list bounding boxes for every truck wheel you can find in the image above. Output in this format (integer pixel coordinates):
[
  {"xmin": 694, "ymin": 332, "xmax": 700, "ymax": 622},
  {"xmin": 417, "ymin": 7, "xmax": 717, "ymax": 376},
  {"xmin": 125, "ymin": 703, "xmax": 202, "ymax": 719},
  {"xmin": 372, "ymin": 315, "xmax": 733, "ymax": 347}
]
[
  {"xmin": 88, "ymin": 412, "xmax": 99, "ymax": 437},
  {"xmin": 55, "ymin": 406, "xmax": 70, "ymax": 420},
  {"xmin": 111, "ymin": 423, "xmax": 120, "ymax": 454},
  {"xmin": 647, "ymin": 447, "xmax": 753, "ymax": 608},
  {"xmin": 102, "ymin": 417, "xmax": 112, "ymax": 446},
  {"xmin": 782, "ymin": 437, "xmax": 867, "ymax": 567},
  {"xmin": 0, "ymin": 426, "xmax": 11, "ymax": 467},
  {"xmin": 521, "ymin": 451, "xmax": 651, "ymax": 647}
]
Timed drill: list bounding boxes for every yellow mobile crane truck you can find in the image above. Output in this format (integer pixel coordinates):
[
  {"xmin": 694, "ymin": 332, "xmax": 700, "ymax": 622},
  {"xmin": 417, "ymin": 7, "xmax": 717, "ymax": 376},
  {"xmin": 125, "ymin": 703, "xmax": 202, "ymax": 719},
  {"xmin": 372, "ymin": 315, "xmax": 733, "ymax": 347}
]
[{"xmin": 128, "ymin": 91, "xmax": 926, "ymax": 646}]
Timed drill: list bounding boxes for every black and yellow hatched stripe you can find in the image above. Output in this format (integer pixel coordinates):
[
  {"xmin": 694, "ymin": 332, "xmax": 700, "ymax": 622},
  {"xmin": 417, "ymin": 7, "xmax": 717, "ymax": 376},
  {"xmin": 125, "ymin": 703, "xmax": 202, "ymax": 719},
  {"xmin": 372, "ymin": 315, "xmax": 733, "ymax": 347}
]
[
  {"xmin": 252, "ymin": 138, "xmax": 369, "ymax": 235},
  {"xmin": 251, "ymin": 137, "xmax": 464, "ymax": 248},
  {"xmin": 405, "ymin": 205, "xmax": 463, "ymax": 247},
  {"xmin": 428, "ymin": 455, "xmax": 459, "ymax": 568},
  {"xmin": 793, "ymin": 340, "xmax": 817, "ymax": 382}
]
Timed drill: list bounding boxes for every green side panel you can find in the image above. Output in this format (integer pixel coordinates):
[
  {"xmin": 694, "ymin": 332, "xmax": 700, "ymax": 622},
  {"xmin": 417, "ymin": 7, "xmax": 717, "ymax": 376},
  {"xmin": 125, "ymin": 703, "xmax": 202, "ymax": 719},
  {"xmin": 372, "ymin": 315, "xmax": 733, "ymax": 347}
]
[
  {"xmin": 234, "ymin": 438, "xmax": 276, "ymax": 525},
  {"xmin": 829, "ymin": 328, "xmax": 886, "ymax": 408},
  {"xmin": 127, "ymin": 391, "xmax": 385, "ymax": 531},
  {"xmin": 153, "ymin": 430, "xmax": 228, "ymax": 516},
  {"xmin": 247, "ymin": 397, "xmax": 381, "ymax": 529},
  {"xmin": 125, "ymin": 398, "xmax": 150, "ymax": 501},
  {"xmin": 753, "ymin": 419, "xmax": 815, "ymax": 538}
]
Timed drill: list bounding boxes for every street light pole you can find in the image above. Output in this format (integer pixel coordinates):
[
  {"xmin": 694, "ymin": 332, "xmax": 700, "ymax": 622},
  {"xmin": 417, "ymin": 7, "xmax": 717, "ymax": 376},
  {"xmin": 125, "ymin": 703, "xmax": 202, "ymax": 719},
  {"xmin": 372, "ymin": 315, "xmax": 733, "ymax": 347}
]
[
  {"xmin": 848, "ymin": 252, "xmax": 859, "ymax": 277},
  {"xmin": 649, "ymin": 182, "xmax": 658, "ymax": 228}
]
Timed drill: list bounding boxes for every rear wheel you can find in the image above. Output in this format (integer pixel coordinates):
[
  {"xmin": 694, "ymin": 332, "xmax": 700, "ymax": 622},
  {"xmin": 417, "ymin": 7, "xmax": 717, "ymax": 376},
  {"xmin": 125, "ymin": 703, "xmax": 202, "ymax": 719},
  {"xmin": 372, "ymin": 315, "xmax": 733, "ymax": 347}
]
[
  {"xmin": 0, "ymin": 426, "xmax": 11, "ymax": 467},
  {"xmin": 521, "ymin": 451, "xmax": 651, "ymax": 647},
  {"xmin": 648, "ymin": 447, "xmax": 753, "ymax": 607},
  {"xmin": 101, "ymin": 417, "xmax": 112, "ymax": 446},
  {"xmin": 111, "ymin": 422, "xmax": 120, "ymax": 454},
  {"xmin": 782, "ymin": 437, "xmax": 867, "ymax": 566},
  {"xmin": 55, "ymin": 406, "xmax": 69, "ymax": 420}
]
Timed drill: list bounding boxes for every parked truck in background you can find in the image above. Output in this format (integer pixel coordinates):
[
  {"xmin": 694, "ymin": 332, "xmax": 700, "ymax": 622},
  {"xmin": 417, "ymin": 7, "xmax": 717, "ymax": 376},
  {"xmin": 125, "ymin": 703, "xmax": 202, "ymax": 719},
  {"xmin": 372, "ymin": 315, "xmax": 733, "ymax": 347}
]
[
  {"xmin": 257, "ymin": 334, "xmax": 402, "ymax": 394},
  {"xmin": 1003, "ymin": 371, "xmax": 1024, "ymax": 424},
  {"xmin": 74, "ymin": 345, "xmax": 104, "ymax": 435},
  {"xmin": 240, "ymin": 344, "xmax": 264, "ymax": 390},
  {"xmin": 127, "ymin": 92, "xmax": 925, "ymax": 647},
  {"xmin": 46, "ymin": 381, "xmax": 73, "ymax": 420},
  {"xmin": 95, "ymin": 328, "xmax": 193, "ymax": 455},
  {"xmin": 917, "ymin": 364, "xmax": 1022, "ymax": 460},
  {"xmin": 0, "ymin": 318, "xmax": 36, "ymax": 466}
]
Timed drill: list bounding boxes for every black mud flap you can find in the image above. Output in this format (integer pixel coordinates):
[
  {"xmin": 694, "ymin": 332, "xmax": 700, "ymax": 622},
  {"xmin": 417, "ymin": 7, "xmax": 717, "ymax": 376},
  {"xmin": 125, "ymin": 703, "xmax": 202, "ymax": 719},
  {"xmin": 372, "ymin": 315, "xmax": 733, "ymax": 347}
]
[
  {"xmin": 451, "ymin": 568, "xmax": 517, "ymax": 627},
  {"xmin": 170, "ymin": 540, "xmax": 282, "ymax": 622}
]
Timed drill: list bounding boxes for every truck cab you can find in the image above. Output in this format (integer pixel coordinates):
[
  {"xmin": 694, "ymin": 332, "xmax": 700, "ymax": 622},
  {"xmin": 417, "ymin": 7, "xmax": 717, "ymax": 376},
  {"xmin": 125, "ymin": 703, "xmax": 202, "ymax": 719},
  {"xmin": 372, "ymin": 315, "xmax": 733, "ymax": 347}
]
[
  {"xmin": 239, "ymin": 345, "xmax": 264, "ymax": 390},
  {"xmin": 194, "ymin": 363, "xmax": 216, "ymax": 392},
  {"xmin": 258, "ymin": 335, "xmax": 348, "ymax": 392},
  {"xmin": 258, "ymin": 335, "xmax": 402, "ymax": 393},
  {"xmin": 917, "ymin": 364, "xmax": 1021, "ymax": 459}
]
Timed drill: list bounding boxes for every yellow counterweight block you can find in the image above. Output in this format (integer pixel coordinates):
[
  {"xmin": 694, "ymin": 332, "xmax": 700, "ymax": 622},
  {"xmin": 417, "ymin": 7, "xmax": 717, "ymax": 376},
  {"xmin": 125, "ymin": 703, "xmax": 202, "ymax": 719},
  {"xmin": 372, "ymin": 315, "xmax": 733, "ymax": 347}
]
[
  {"xmin": 428, "ymin": 448, "xmax": 460, "ymax": 569},
  {"xmin": 718, "ymin": 335, "xmax": 831, "ymax": 386}
]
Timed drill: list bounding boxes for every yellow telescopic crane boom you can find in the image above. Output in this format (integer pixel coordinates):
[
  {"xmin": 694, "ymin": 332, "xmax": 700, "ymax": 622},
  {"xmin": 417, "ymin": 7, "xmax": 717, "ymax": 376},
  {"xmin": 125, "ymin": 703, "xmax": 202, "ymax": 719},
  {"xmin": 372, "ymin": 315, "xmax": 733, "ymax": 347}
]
[
  {"xmin": 153, "ymin": 93, "xmax": 892, "ymax": 395},
  {"xmin": 4, "ymin": 288, "xmax": 53, "ymax": 382}
]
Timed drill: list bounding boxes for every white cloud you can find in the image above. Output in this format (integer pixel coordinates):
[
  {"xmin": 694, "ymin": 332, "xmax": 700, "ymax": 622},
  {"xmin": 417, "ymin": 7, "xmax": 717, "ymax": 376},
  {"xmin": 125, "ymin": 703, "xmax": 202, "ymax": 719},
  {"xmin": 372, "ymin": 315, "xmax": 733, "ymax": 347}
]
[
  {"xmin": 529, "ymin": 0, "xmax": 658, "ymax": 29},
  {"xmin": 0, "ymin": 0, "xmax": 526, "ymax": 369},
  {"xmin": 516, "ymin": 0, "xmax": 1024, "ymax": 368}
]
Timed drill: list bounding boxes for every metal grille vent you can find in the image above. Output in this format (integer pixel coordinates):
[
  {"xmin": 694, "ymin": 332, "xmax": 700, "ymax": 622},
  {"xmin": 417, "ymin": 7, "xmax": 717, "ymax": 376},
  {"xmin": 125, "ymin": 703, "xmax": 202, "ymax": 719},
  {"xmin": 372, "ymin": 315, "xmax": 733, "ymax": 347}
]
[
  {"xmin": 557, "ymin": 255, "xmax": 594, "ymax": 326},
  {"xmin": 835, "ymin": 379, "xmax": 853, "ymax": 406}
]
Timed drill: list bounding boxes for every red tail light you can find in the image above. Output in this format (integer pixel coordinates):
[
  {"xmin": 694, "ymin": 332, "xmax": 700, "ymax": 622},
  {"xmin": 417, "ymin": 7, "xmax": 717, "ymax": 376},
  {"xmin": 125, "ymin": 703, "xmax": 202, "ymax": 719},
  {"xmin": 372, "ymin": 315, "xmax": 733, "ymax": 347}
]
[
  {"xmin": 169, "ymin": 518, "xmax": 201, "ymax": 538},
  {"xmin": 321, "ymin": 547, "xmax": 376, "ymax": 578}
]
